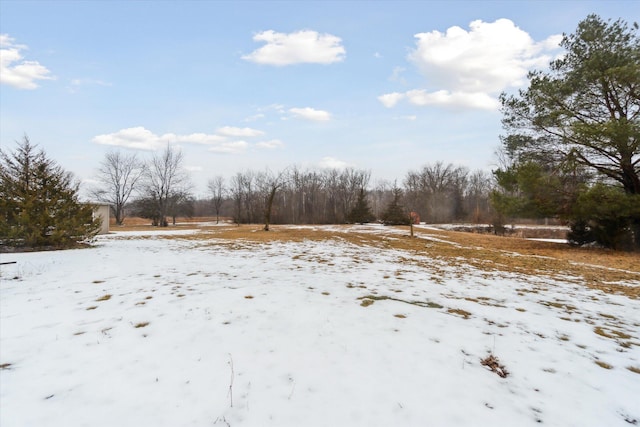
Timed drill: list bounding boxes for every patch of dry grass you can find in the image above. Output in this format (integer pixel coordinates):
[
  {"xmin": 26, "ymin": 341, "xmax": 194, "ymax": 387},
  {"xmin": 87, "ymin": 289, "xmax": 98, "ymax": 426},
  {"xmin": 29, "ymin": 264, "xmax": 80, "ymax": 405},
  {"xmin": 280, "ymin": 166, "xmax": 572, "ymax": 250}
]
[
  {"xmin": 112, "ymin": 222, "xmax": 640, "ymax": 299},
  {"xmin": 595, "ymin": 360, "xmax": 614, "ymax": 369},
  {"xmin": 594, "ymin": 326, "xmax": 632, "ymax": 340},
  {"xmin": 447, "ymin": 308, "xmax": 472, "ymax": 319},
  {"xmin": 481, "ymin": 354, "xmax": 509, "ymax": 378}
]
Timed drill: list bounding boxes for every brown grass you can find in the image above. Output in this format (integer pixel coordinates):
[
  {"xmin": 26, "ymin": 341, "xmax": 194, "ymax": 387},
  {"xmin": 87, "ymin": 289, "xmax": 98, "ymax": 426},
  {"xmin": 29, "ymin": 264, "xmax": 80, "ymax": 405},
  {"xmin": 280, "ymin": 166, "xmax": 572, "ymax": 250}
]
[
  {"xmin": 481, "ymin": 354, "xmax": 509, "ymax": 378},
  {"xmin": 594, "ymin": 326, "xmax": 632, "ymax": 340},
  {"xmin": 111, "ymin": 221, "xmax": 640, "ymax": 299},
  {"xmin": 447, "ymin": 308, "xmax": 472, "ymax": 319},
  {"xmin": 595, "ymin": 360, "xmax": 614, "ymax": 369}
]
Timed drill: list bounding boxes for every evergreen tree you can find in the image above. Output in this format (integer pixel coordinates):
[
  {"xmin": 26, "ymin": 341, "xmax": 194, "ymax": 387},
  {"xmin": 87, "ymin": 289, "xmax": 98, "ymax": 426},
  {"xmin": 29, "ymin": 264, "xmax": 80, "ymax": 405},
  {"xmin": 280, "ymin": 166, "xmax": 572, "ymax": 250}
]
[
  {"xmin": 569, "ymin": 184, "xmax": 640, "ymax": 250},
  {"xmin": 382, "ymin": 187, "xmax": 410, "ymax": 225},
  {"xmin": 496, "ymin": 15, "xmax": 640, "ymax": 249},
  {"xmin": 0, "ymin": 136, "xmax": 100, "ymax": 249},
  {"xmin": 347, "ymin": 188, "xmax": 375, "ymax": 224}
]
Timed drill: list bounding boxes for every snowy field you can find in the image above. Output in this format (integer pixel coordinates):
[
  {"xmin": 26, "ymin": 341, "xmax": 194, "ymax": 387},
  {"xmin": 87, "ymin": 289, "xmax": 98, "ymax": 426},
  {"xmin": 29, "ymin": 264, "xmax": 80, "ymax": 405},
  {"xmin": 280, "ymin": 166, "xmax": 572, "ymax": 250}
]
[{"xmin": 1, "ymin": 226, "xmax": 639, "ymax": 426}]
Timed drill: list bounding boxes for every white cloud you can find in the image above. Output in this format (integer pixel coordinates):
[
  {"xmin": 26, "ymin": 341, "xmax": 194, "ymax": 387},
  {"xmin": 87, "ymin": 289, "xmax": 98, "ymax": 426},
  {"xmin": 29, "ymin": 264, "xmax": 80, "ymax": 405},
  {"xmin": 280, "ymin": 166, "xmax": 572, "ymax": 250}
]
[
  {"xmin": 405, "ymin": 89, "xmax": 499, "ymax": 110},
  {"xmin": 92, "ymin": 127, "xmax": 227, "ymax": 150},
  {"xmin": 256, "ymin": 139, "xmax": 284, "ymax": 149},
  {"xmin": 242, "ymin": 30, "xmax": 345, "ymax": 65},
  {"xmin": 185, "ymin": 166, "xmax": 203, "ymax": 172},
  {"xmin": 176, "ymin": 133, "xmax": 228, "ymax": 145},
  {"xmin": 0, "ymin": 34, "xmax": 54, "ymax": 89},
  {"xmin": 243, "ymin": 113, "xmax": 265, "ymax": 122},
  {"xmin": 389, "ymin": 66, "xmax": 406, "ymax": 84},
  {"xmin": 409, "ymin": 19, "xmax": 560, "ymax": 92},
  {"xmin": 70, "ymin": 78, "xmax": 111, "ymax": 87},
  {"xmin": 208, "ymin": 141, "xmax": 249, "ymax": 154},
  {"xmin": 93, "ymin": 127, "xmax": 162, "ymax": 150},
  {"xmin": 216, "ymin": 126, "xmax": 265, "ymax": 137},
  {"xmin": 378, "ymin": 92, "xmax": 405, "ymax": 108},
  {"xmin": 318, "ymin": 156, "xmax": 353, "ymax": 170},
  {"xmin": 379, "ymin": 19, "xmax": 561, "ymax": 110},
  {"xmin": 289, "ymin": 107, "xmax": 331, "ymax": 121},
  {"xmin": 67, "ymin": 78, "xmax": 112, "ymax": 93}
]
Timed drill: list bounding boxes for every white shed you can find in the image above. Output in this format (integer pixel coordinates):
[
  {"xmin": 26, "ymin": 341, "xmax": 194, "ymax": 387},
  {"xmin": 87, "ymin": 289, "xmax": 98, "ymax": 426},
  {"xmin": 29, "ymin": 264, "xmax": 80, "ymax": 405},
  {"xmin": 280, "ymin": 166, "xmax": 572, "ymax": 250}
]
[{"xmin": 91, "ymin": 204, "xmax": 111, "ymax": 234}]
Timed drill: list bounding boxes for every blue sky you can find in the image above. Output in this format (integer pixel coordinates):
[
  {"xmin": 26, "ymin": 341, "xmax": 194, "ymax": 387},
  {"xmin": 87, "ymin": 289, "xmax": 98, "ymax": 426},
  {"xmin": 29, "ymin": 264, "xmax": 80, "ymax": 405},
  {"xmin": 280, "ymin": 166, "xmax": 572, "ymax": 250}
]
[{"xmin": 1, "ymin": 0, "xmax": 638, "ymax": 196}]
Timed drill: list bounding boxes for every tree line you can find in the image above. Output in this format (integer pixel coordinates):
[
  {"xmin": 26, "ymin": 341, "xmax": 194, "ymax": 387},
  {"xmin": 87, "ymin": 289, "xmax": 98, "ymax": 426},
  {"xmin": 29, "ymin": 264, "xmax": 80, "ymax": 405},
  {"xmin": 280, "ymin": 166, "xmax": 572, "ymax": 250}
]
[{"xmin": 95, "ymin": 146, "xmax": 495, "ymax": 229}]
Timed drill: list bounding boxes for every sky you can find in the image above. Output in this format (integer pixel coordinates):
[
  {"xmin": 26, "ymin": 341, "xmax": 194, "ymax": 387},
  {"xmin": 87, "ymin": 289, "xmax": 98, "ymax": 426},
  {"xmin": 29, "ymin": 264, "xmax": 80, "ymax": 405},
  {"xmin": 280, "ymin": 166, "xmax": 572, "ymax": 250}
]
[{"xmin": 1, "ymin": 0, "xmax": 638, "ymax": 196}]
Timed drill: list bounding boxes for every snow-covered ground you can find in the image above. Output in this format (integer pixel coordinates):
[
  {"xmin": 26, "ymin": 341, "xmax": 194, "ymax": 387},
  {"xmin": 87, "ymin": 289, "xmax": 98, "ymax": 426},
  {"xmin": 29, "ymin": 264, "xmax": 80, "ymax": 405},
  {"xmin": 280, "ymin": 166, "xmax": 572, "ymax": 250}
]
[{"xmin": 1, "ymin": 227, "xmax": 638, "ymax": 426}]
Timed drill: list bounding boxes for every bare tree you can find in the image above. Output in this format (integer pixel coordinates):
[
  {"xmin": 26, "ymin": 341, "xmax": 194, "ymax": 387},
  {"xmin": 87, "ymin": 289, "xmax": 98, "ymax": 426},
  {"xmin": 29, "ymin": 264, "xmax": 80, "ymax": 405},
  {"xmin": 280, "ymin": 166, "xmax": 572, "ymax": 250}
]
[
  {"xmin": 405, "ymin": 162, "xmax": 468, "ymax": 223},
  {"xmin": 229, "ymin": 173, "xmax": 244, "ymax": 225},
  {"xmin": 143, "ymin": 144, "xmax": 190, "ymax": 227},
  {"xmin": 466, "ymin": 170, "xmax": 493, "ymax": 223},
  {"xmin": 257, "ymin": 169, "xmax": 288, "ymax": 231},
  {"xmin": 207, "ymin": 176, "xmax": 226, "ymax": 224},
  {"xmin": 92, "ymin": 150, "xmax": 145, "ymax": 225},
  {"xmin": 336, "ymin": 168, "xmax": 371, "ymax": 222}
]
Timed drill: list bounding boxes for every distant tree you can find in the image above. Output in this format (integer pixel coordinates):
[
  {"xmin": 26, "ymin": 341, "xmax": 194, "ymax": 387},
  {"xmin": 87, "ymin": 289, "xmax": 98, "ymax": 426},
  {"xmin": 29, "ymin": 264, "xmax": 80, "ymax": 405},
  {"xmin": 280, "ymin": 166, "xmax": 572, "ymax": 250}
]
[
  {"xmin": 168, "ymin": 190, "xmax": 194, "ymax": 225},
  {"xmin": 141, "ymin": 144, "xmax": 190, "ymax": 227},
  {"xmin": 371, "ymin": 180, "xmax": 393, "ymax": 219},
  {"xmin": 498, "ymin": 15, "xmax": 640, "ymax": 249},
  {"xmin": 382, "ymin": 186, "xmax": 410, "ymax": 225},
  {"xmin": 232, "ymin": 170, "xmax": 259, "ymax": 224},
  {"xmin": 338, "ymin": 169, "xmax": 371, "ymax": 222},
  {"xmin": 0, "ymin": 136, "xmax": 100, "ymax": 248},
  {"xmin": 257, "ymin": 169, "xmax": 288, "ymax": 231},
  {"xmin": 128, "ymin": 196, "xmax": 160, "ymax": 225},
  {"xmin": 92, "ymin": 150, "xmax": 145, "ymax": 225},
  {"xmin": 229, "ymin": 172, "xmax": 245, "ymax": 225},
  {"xmin": 347, "ymin": 188, "xmax": 376, "ymax": 224},
  {"xmin": 207, "ymin": 175, "xmax": 226, "ymax": 224},
  {"xmin": 404, "ymin": 162, "xmax": 469, "ymax": 223},
  {"xmin": 466, "ymin": 170, "xmax": 493, "ymax": 223}
]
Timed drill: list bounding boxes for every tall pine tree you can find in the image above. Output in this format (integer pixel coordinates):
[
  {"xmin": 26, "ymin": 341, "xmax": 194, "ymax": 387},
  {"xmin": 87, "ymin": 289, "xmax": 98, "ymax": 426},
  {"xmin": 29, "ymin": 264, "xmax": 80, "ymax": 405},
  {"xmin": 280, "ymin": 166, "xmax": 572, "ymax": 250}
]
[
  {"xmin": 0, "ymin": 136, "xmax": 100, "ymax": 249},
  {"xmin": 382, "ymin": 187, "xmax": 410, "ymax": 225},
  {"xmin": 347, "ymin": 188, "xmax": 375, "ymax": 224}
]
